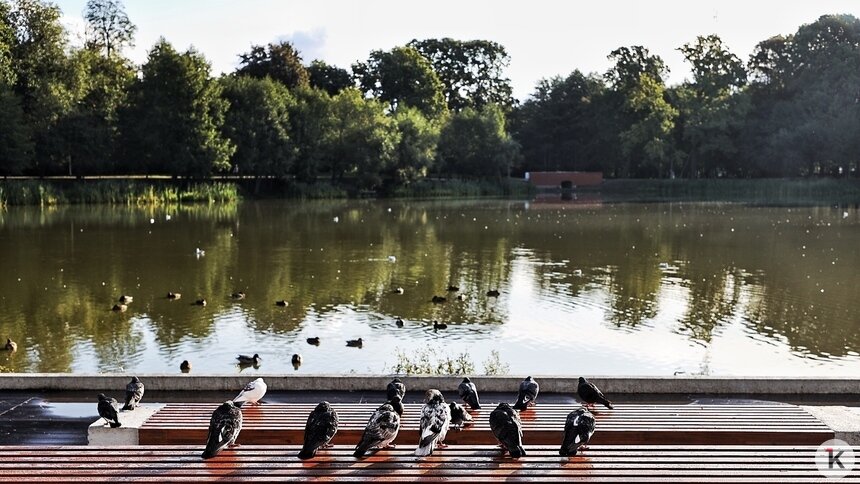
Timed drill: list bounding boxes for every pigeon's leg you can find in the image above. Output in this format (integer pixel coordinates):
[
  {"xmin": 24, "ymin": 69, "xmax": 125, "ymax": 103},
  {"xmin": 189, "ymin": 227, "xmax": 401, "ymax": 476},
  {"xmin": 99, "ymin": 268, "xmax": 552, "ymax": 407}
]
[
  {"xmin": 437, "ymin": 441, "xmax": 449, "ymax": 448},
  {"xmin": 322, "ymin": 442, "xmax": 335, "ymax": 448},
  {"xmin": 383, "ymin": 443, "xmax": 396, "ymax": 449},
  {"xmin": 579, "ymin": 445, "xmax": 589, "ymax": 451}
]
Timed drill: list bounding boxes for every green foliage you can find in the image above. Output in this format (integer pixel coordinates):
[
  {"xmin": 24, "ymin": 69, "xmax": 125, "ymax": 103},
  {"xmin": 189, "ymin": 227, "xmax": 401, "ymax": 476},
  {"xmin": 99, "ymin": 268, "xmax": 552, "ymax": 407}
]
[
  {"xmin": 0, "ymin": 1, "xmax": 14, "ymax": 86},
  {"xmin": 619, "ymin": 74, "xmax": 678, "ymax": 178},
  {"xmin": 408, "ymin": 38, "xmax": 514, "ymax": 111},
  {"xmin": 482, "ymin": 350, "xmax": 509, "ymax": 375},
  {"xmin": 288, "ymin": 86, "xmax": 333, "ymax": 182},
  {"xmin": 678, "ymin": 34, "xmax": 746, "ymax": 98},
  {"xmin": 307, "ymin": 59, "xmax": 352, "ymax": 95},
  {"xmin": 0, "ymin": 180, "xmax": 240, "ymax": 206},
  {"xmin": 0, "ymin": 85, "xmax": 32, "ymax": 174},
  {"xmin": 390, "ymin": 346, "xmax": 476, "ymax": 375},
  {"xmin": 237, "ymin": 41, "xmax": 309, "ymax": 89},
  {"xmin": 390, "ymin": 106, "xmax": 439, "ymax": 184},
  {"xmin": 438, "ymin": 105, "xmax": 520, "ymax": 179},
  {"xmin": 221, "ymin": 75, "xmax": 296, "ymax": 176},
  {"xmin": 353, "ymin": 46, "xmax": 447, "ymax": 118},
  {"xmin": 83, "ymin": 0, "xmax": 135, "ymax": 58},
  {"xmin": 120, "ymin": 38, "xmax": 234, "ymax": 176},
  {"xmin": 605, "ymin": 45, "xmax": 668, "ymax": 90}
]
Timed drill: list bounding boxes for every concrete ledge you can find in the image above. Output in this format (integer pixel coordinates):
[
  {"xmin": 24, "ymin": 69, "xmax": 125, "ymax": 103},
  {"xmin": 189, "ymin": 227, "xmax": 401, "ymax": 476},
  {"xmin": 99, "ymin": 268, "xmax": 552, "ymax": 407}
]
[
  {"xmin": 87, "ymin": 404, "xmax": 163, "ymax": 446},
  {"xmin": 2, "ymin": 374, "xmax": 860, "ymax": 395},
  {"xmin": 804, "ymin": 406, "xmax": 860, "ymax": 445}
]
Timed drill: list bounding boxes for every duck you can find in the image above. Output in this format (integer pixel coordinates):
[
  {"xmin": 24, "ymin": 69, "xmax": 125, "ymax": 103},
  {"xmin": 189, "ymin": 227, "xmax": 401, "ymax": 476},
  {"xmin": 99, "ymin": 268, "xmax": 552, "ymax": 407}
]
[
  {"xmin": 167, "ymin": 292, "xmax": 181, "ymax": 300},
  {"xmin": 275, "ymin": 300, "xmax": 289, "ymax": 307},
  {"xmin": 194, "ymin": 298, "xmax": 207, "ymax": 306},
  {"xmin": 457, "ymin": 295, "xmax": 465, "ymax": 301},
  {"xmin": 433, "ymin": 321, "xmax": 448, "ymax": 330},
  {"xmin": 180, "ymin": 360, "xmax": 192, "ymax": 373},
  {"xmin": 447, "ymin": 285, "xmax": 459, "ymax": 292},
  {"xmin": 306, "ymin": 337, "xmax": 321, "ymax": 346},
  {"xmin": 112, "ymin": 304, "xmax": 127, "ymax": 312},
  {"xmin": 118, "ymin": 295, "xmax": 133, "ymax": 304},
  {"xmin": 346, "ymin": 338, "xmax": 363, "ymax": 348},
  {"xmin": 5, "ymin": 338, "xmax": 17, "ymax": 352},
  {"xmin": 392, "ymin": 287, "xmax": 404, "ymax": 295},
  {"xmin": 572, "ymin": 269, "xmax": 583, "ymax": 277},
  {"xmin": 395, "ymin": 318, "xmax": 404, "ymax": 327},
  {"xmin": 431, "ymin": 295, "xmax": 447, "ymax": 304},
  {"xmin": 292, "ymin": 354, "xmax": 303, "ymax": 368},
  {"xmin": 486, "ymin": 289, "xmax": 500, "ymax": 297},
  {"xmin": 237, "ymin": 353, "xmax": 262, "ymax": 366},
  {"xmin": 231, "ymin": 291, "xmax": 246, "ymax": 300}
]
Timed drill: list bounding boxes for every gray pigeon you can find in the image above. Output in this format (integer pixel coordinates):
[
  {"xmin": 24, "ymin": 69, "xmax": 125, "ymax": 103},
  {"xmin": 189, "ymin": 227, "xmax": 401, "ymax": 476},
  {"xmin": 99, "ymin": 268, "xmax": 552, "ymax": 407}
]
[
  {"xmin": 414, "ymin": 389, "xmax": 451, "ymax": 456},
  {"xmin": 387, "ymin": 378, "xmax": 406, "ymax": 401},
  {"xmin": 449, "ymin": 401, "xmax": 473, "ymax": 430},
  {"xmin": 122, "ymin": 376, "xmax": 144, "ymax": 411},
  {"xmin": 202, "ymin": 401, "xmax": 243, "ymax": 459},
  {"xmin": 489, "ymin": 403, "xmax": 525, "ymax": 458},
  {"xmin": 298, "ymin": 402, "xmax": 339, "ymax": 460},
  {"xmin": 513, "ymin": 376, "xmax": 539, "ymax": 410},
  {"xmin": 458, "ymin": 377, "xmax": 481, "ymax": 409},
  {"xmin": 577, "ymin": 376, "xmax": 614, "ymax": 409},
  {"xmin": 97, "ymin": 393, "xmax": 121, "ymax": 428},
  {"xmin": 353, "ymin": 402, "xmax": 401, "ymax": 457},
  {"xmin": 560, "ymin": 407, "xmax": 596, "ymax": 456},
  {"xmin": 387, "ymin": 394, "xmax": 404, "ymax": 416}
]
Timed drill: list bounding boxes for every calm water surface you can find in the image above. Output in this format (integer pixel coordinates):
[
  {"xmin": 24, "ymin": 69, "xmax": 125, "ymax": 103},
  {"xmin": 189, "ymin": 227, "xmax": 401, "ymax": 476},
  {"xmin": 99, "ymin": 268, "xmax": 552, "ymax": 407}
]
[{"xmin": 0, "ymin": 199, "xmax": 858, "ymax": 376}]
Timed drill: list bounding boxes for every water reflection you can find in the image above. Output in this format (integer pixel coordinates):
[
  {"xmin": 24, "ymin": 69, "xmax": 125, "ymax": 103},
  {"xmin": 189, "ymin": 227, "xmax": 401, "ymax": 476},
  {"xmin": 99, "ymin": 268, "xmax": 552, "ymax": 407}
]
[{"xmin": 0, "ymin": 200, "xmax": 858, "ymax": 376}]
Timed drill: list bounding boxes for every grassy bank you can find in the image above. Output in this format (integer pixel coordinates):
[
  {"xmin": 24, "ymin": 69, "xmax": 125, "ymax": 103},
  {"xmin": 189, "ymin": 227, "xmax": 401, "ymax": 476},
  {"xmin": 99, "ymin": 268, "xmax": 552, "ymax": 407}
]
[
  {"xmin": 599, "ymin": 178, "xmax": 860, "ymax": 204},
  {"xmin": 0, "ymin": 180, "xmax": 241, "ymax": 206}
]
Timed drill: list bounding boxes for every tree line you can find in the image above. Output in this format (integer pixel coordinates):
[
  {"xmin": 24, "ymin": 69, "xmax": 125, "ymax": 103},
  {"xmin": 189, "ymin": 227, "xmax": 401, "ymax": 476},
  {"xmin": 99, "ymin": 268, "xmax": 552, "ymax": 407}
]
[{"xmin": 1, "ymin": 0, "xmax": 859, "ymax": 186}]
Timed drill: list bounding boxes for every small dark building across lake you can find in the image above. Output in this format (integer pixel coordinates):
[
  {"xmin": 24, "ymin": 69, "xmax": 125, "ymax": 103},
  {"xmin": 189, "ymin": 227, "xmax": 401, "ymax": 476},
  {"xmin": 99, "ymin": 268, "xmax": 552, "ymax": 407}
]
[{"xmin": 525, "ymin": 171, "xmax": 603, "ymax": 189}]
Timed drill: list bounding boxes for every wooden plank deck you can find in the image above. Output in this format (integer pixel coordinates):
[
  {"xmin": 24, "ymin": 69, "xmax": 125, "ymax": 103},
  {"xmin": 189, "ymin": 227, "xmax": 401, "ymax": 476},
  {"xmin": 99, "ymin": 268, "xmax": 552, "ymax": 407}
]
[
  {"xmin": 0, "ymin": 445, "xmax": 853, "ymax": 482},
  {"xmin": 138, "ymin": 403, "xmax": 834, "ymax": 446}
]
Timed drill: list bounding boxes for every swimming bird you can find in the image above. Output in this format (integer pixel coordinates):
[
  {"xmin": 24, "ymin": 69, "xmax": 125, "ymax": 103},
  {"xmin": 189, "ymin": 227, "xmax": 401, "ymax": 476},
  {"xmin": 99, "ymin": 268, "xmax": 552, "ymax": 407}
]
[
  {"xmin": 353, "ymin": 402, "xmax": 401, "ymax": 457},
  {"xmin": 433, "ymin": 321, "xmax": 447, "ymax": 330},
  {"xmin": 236, "ymin": 353, "xmax": 262, "ymax": 367},
  {"xmin": 447, "ymin": 285, "xmax": 459, "ymax": 292},
  {"xmin": 387, "ymin": 378, "xmax": 406, "ymax": 402},
  {"xmin": 202, "ymin": 401, "xmax": 242, "ymax": 459},
  {"xmin": 572, "ymin": 269, "xmax": 583, "ymax": 277},
  {"xmin": 231, "ymin": 291, "xmax": 246, "ymax": 300},
  {"xmin": 395, "ymin": 318, "xmax": 404, "ymax": 327},
  {"xmin": 486, "ymin": 289, "xmax": 500, "ymax": 297},
  {"xmin": 118, "ymin": 295, "xmax": 133, "ymax": 304},
  {"xmin": 346, "ymin": 338, "xmax": 363, "ymax": 348},
  {"xmin": 577, "ymin": 376, "xmax": 614, "ymax": 409},
  {"xmin": 167, "ymin": 292, "xmax": 181, "ymax": 300},
  {"xmin": 275, "ymin": 300, "xmax": 288, "ymax": 306},
  {"xmin": 112, "ymin": 304, "xmax": 127, "ymax": 312},
  {"xmin": 392, "ymin": 287, "xmax": 404, "ymax": 295},
  {"xmin": 194, "ymin": 298, "xmax": 207, "ymax": 306},
  {"xmin": 4, "ymin": 338, "xmax": 16, "ymax": 352},
  {"xmin": 431, "ymin": 295, "xmax": 446, "ymax": 304},
  {"xmin": 458, "ymin": 377, "xmax": 481, "ymax": 409},
  {"xmin": 233, "ymin": 377, "xmax": 267, "ymax": 407},
  {"xmin": 180, "ymin": 360, "xmax": 192, "ymax": 373},
  {"xmin": 489, "ymin": 403, "xmax": 525, "ymax": 458},
  {"xmin": 560, "ymin": 407, "xmax": 595, "ymax": 456},
  {"xmin": 449, "ymin": 401, "xmax": 473, "ymax": 430},
  {"xmin": 513, "ymin": 376, "xmax": 539, "ymax": 410},
  {"xmin": 415, "ymin": 389, "xmax": 451, "ymax": 456},
  {"xmin": 122, "ymin": 376, "xmax": 145, "ymax": 411},
  {"xmin": 292, "ymin": 354, "xmax": 303, "ymax": 368},
  {"xmin": 298, "ymin": 401, "xmax": 339, "ymax": 460},
  {"xmin": 307, "ymin": 337, "xmax": 321, "ymax": 346},
  {"xmin": 97, "ymin": 393, "xmax": 121, "ymax": 428}
]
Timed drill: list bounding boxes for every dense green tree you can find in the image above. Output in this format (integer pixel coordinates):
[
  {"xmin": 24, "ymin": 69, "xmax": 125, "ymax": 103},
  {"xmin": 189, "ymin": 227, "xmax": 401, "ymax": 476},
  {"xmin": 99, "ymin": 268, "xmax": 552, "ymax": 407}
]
[
  {"xmin": 408, "ymin": 38, "xmax": 513, "ymax": 111},
  {"xmin": 307, "ymin": 59, "xmax": 352, "ymax": 95},
  {"xmin": 605, "ymin": 45, "xmax": 668, "ymax": 90},
  {"xmin": 390, "ymin": 106, "xmax": 439, "ymax": 184},
  {"xmin": 0, "ymin": 1, "xmax": 14, "ymax": 86},
  {"xmin": 83, "ymin": 0, "xmax": 135, "ymax": 58},
  {"xmin": 237, "ymin": 41, "xmax": 309, "ymax": 89},
  {"xmin": 120, "ymin": 38, "xmax": 234, "ymax": 175},
  {"xmin": 619, "ymin": 73, "xmax": 679, "ymax": 178},
  {"xmin": 221, "ymin": 75, "xmax": 296, "ymax": 177},
  {"xmin": 0, "ymin": 86, "xmax": 32, "ymax": 174},
  {"xmin": 353, "ymin": 46, "xmax": 446, "ymax": 118},
  {"xmin": 437, "ymin": 105, "xmax": 520, "ymax": 179},
  {"xmin": 288, "ymin": 86, "xmax": 333, "ymax": 182}
]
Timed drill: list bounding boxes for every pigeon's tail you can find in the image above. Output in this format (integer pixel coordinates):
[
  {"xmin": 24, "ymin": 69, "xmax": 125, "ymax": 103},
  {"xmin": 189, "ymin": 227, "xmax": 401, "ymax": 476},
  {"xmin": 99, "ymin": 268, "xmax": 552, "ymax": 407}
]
[
  {"xmin": 297, "ymin": 446, "xmax": 317, "ymax": 460},
  {"xmin": 465, "ymin": 394, "xmax": 481, "ymax": 410},
  {"xmin": 600, "ymin": 398, "xmax": 614, "ymax": 409},
  {"xmin": 353, "ymin": 440, "xmax": 371, "ymax": 458},
  {"xmin": 109, "ymin": 421, "xmax": 121, "ymax": 428},
  {"xmin": 414, "ymin": 442, "xmax": 434, "ymax": 457},
  {"xmin": 121, "ymin": 403, "xmax": 134, "ymax": 411},
  {"xmin": 509, "ymin": 444, "xmax": 526, "ymax": 458},
  {"xmin": 232, "ymin": 400, "xmax": 246, "ymax": 408}
]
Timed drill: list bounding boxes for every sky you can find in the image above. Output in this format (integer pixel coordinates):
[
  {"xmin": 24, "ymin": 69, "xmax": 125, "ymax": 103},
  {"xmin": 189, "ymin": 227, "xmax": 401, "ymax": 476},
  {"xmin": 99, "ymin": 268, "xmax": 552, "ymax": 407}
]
[{"xmin": 54, "ymin": 0, "xmax": 860, "ymax": 100}]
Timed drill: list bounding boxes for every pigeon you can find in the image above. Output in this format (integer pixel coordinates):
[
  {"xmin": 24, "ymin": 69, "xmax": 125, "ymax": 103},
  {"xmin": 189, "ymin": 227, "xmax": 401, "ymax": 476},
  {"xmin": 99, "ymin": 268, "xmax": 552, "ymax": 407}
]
[
  {"xmin": 458, "ymin": 377, "xmax": 481, "ymax": 409},
  {"xmin": 180, "ymin": 360, "xmax": 192, "ymax": 373},
  {"xmin": 297, "ymin": 401, "xmax": 339, "ymax": 460},
  {"xmin": 118, "ymin": 295, "xmax": 133, "ymax": 304},
  {"xmin": 387, "ymin": 394, "xmax": 404, "ymax": 416},
  {"xmin": 233, "ymin": 377, "xmax": 267, "ymax": 407},
  {"xmin": 202, "ymin": 401, "xmax": 243, "ymax": 459},
  {"xmin": 346, "ymin": 338, "xmax": 363, "ymax": 348},
  {"xmin": 4, "ymin": 338, "xmax": 16, "ymax": 352},
  {"xmin": 236, "ymin": 353, "xmax": 262, "ymax": 367},
  {"xmin": 292, "ymin": 354, "xmax": 303, "ymax": 368},
  {"xmin": 486, "ymin": 289, "xmax": 500, "ymax": 297},
  {"xmin": 414, "ymin": 389, "xmax": 451, "ymax": 456},
  {"xmin": 307, "ymin": 337, "xmax": 321, "ymax": 346},
  {"xmin": 489, "ymin": 403, "xmax": 525, "ymax": 458},
  {"xmin": 560, "ymin": 407, "xmax": 596, "ymax": 456},
  {"xmin": 449, "ymin": 401, "xmax": 473, "ymax": 430},
  {"xmin": 122, "ymin": 376, "xmax": 145, "ymax": 411},
  {"xmin": 167, "ymin": 292, "xmax": 181, "ymax": 300},
  {"xmin": 513, "ymin": 376, "xmax": 539, "ymax": 410},
  {"xmin": 387, "ymin": 378, "xmax": 406, "ymax": 402},
  {"xmin": 97, "ymin": 393, "xmax": 121, "ymax": 428},
  {"xmin": 577, "ymin": 376, "xmax": 614, "ymax": 409},
  {"xmin": 353, "ymin": 402, "xmax": 401, "ymax": 457},
  {"xmin": 231, "ymin": 291, "xmax": 246, "ymax": 300}
]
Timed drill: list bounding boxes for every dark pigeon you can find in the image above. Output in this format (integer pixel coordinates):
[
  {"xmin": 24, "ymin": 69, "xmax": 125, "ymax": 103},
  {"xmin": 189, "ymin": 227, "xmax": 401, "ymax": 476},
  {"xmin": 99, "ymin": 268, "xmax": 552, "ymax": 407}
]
[
  {"xmin": 513, "ymin": 376, "xmax": 539, "ymax": 410},
  {"xmin": 387, "ymin": 378, "xmax": 406, "ymax": 401},
  {"xmin": 297, "ymin": 401, "xmax": 339, "ymax": 460},
  {"xmin": 489, "ymin": 403, "xmax": 525, "ymax": 458},
  {"xmin": 415, "ymin": 389, "xmax": 451, "ymax": 456},
  {"xmin": 458, "ymin": 377, "xmax": 481, "ymax": 409},
  {"xmin": 560, "ymin": 407, "xmax": 596, "ymax": 456},
  {"xmin": 122, "ymin": 376, "xmax": 144, "ymax": 411},
  {"xmin": 449, "ymin": 401, "xmax": 473, "ymax": 429},
  {"xmin": 387, "ymin": 394, "xmax": 404, "ymax": 416},
  {"xmin": 97, "ymin": 393, "xmax": 121, "ymax": 428},
  {"xmin": 353, "ymin": 402, "xmax": 401, "ymax": 458},
  {"xmin": 577, "ymin": 376, "xmax": 614, "ymax": 409},
  {"xmin": 202, "ymin": 401, "xmax": 243, "ymax": 459}
]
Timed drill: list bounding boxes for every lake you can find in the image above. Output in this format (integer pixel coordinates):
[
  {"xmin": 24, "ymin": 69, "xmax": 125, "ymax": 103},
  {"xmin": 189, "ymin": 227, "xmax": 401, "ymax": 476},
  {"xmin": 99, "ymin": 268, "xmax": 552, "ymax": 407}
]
[{"xmin": 0, "ymin": 198, "xmax": 857, "ymax": 376}]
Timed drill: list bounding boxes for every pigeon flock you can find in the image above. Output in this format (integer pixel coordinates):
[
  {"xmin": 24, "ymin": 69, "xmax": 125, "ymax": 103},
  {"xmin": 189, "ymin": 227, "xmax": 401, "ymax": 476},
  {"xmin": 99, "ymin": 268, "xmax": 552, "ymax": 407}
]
[{"xmin": 97, "ymin": 374, "xmax": 613, "ymax": 460}]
